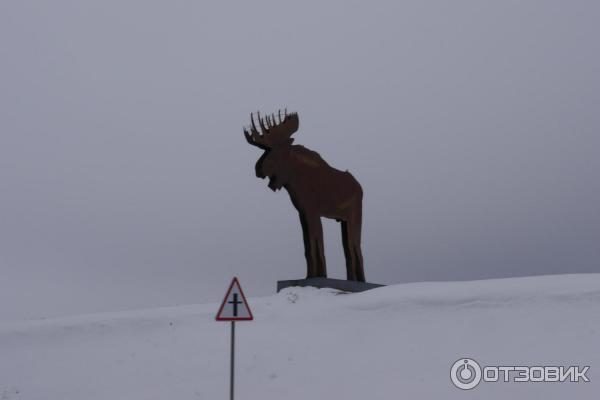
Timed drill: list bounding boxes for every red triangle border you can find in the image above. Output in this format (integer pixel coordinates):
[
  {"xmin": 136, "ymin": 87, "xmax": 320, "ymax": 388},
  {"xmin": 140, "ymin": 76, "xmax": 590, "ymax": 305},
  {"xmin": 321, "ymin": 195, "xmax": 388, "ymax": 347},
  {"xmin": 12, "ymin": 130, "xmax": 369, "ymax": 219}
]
[{"xmin": 215, "ymin": 277, "xmax": 254, "ymax": 321}]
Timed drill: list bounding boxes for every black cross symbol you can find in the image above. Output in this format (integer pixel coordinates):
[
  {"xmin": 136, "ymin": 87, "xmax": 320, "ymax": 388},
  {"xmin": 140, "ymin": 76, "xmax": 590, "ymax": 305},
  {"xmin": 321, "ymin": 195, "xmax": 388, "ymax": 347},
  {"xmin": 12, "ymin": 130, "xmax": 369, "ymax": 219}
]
[{"xmin": 228, "ymin": 293, "xmax": 243, "ymax": 317}]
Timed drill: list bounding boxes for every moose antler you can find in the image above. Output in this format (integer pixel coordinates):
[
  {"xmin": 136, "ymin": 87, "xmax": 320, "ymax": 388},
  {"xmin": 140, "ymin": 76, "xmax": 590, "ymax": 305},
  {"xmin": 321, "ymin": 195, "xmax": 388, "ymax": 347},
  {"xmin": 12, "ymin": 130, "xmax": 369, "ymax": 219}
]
[{"xmin": 244, "ymin": 109, "xmax": 299, "ymax": 149}]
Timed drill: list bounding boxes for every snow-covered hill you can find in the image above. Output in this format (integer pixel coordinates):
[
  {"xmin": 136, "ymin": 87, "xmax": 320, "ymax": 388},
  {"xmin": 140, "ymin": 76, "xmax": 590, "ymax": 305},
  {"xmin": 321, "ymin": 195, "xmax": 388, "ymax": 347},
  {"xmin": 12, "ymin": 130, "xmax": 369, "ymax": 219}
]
[{"xmin": 1, "ymin": 274, "xmax": 599, "ymax": 399}]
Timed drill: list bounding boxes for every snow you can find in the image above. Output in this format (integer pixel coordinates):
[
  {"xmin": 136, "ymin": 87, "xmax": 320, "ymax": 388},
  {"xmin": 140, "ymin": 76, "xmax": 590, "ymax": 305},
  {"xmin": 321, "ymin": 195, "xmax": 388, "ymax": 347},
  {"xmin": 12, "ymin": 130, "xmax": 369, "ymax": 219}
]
[{"xmin": 1, "ymin": 274, "xmax": 598, "ymax": 399}]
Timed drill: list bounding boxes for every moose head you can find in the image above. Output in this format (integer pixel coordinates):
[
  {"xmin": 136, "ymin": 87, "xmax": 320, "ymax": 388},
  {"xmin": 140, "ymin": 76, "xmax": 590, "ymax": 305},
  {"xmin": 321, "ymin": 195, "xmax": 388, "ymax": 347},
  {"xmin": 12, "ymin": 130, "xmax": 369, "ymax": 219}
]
[{"xmin": 243, "ymin": 109, "xmax": 299, "ymax": 191}]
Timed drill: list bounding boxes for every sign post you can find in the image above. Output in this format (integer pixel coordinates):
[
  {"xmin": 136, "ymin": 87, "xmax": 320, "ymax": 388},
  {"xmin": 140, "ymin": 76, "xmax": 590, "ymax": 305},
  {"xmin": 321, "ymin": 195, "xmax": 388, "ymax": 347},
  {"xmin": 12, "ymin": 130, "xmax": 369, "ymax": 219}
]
[{"xmin": 216, "ymin": 277, "xmax": 253, "ymax": 400}]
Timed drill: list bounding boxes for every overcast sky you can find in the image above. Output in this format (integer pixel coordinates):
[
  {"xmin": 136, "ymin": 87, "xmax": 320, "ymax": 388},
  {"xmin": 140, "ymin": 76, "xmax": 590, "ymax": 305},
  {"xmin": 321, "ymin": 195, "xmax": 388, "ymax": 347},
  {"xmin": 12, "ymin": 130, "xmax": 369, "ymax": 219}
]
[{"xmin": 1, "ymin": 0, "xmax": 599, "ymax": 321}]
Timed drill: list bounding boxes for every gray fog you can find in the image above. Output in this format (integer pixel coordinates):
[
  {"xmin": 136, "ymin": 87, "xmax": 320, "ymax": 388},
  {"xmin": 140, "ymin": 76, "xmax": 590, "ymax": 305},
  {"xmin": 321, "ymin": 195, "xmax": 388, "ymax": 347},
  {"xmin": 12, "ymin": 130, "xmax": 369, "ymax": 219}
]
[{"xmin": 1, "ymin": 0, "xmax": 599, "ymax": 321}]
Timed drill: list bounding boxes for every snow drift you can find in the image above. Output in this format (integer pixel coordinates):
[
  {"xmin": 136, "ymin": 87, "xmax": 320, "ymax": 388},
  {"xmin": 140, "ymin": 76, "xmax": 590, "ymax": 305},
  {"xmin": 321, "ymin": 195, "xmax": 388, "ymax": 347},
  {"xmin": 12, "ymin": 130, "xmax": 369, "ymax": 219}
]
[{"xmin": 1, "ymin": 274, "xmax": 598, "ymax": 399}]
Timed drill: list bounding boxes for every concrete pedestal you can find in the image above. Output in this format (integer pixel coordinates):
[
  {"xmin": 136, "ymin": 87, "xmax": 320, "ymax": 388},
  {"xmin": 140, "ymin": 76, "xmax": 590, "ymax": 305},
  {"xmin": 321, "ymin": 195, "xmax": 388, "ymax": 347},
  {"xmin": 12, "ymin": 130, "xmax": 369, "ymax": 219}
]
[{"xmin": 277, "ymin": 277, "xmax": 384, "ymax": 293}]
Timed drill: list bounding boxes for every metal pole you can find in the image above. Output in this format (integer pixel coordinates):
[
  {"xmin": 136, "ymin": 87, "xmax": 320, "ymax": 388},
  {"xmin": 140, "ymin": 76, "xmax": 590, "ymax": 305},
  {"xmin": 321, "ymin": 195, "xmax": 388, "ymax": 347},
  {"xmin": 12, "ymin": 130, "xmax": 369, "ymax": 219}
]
[{"xmin": 230, "ymin": 321, "xmax": 235, "ymax": 400}]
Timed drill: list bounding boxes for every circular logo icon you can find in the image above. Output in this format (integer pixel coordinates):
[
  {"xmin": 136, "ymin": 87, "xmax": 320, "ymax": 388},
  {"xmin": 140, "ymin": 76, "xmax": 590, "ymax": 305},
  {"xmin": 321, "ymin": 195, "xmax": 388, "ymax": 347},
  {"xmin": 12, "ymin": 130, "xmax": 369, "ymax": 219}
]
[{"xmin": 450, "ymin": 358, "xmax": 482, "ymax": 390}]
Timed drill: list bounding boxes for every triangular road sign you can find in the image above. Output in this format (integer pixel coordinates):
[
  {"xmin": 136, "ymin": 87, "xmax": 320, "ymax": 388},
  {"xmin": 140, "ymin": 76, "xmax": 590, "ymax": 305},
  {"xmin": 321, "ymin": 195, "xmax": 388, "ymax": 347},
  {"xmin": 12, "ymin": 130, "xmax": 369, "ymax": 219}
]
[{"xmin": 215, "ymin": 277, "xmax": 253, "ymax": 321}]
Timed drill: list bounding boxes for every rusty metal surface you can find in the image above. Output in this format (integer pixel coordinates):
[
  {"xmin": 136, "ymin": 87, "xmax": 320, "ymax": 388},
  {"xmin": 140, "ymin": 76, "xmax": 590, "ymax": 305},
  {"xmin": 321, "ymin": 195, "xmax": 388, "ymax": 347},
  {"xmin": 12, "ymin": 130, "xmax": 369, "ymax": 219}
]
[{"xmin": 244, "ymin": 110, "xmax": 365, "ymax": 282}]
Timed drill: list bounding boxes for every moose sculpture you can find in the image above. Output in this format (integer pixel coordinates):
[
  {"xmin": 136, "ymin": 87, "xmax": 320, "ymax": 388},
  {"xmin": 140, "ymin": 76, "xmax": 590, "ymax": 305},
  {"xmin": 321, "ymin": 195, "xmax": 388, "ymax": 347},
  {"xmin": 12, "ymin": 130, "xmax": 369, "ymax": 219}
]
[{"xmin": 244, "ymin": 110, "xmax": 365, "ymax": 282}]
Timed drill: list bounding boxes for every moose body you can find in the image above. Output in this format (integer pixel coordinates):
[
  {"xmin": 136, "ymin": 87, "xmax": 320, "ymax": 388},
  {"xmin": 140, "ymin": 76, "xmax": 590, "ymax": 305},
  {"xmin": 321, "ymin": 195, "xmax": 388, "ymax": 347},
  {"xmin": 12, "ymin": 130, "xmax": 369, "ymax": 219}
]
[{"xmin": 244, "ymin": 110, "xmax": 365, "ymax": 281}]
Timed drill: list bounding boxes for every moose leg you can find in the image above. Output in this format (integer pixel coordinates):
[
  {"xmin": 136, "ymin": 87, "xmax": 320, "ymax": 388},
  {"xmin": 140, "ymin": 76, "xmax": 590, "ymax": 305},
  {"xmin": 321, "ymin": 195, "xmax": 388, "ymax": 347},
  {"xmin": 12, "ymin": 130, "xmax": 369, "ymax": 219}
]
[
  {"xmin": 307, "ymin": 214, "xmax": 327, "ymax": 278},
  {"xmin": 299, "ymin": 212, "xmax": 317, "ymax": 278},
  {"xmin": 341, "ymin": 221, "xmax": 356, "ymax": 281},
  {"xmin": 313, "ymin": 216, "xmax": 327, "ymax": 278},
  {"xmin": 299, "ymin": 212, "xmax": 326, "ymax": 278},
  {"xmin": 351, "ymin": 216, "xmax": 365, "ymax": 282},
  {"xmin": 341, "ymin": 208, "xmax": 365, "ymax": 282}
]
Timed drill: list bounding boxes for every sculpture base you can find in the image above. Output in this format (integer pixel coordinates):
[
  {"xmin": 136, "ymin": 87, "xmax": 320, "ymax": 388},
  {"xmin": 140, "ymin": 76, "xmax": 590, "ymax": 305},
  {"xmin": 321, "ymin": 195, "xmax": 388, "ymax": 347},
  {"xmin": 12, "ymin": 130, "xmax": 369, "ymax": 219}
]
[{"xmin": 277, "ymin": 277, "xmax": 384, "ymax": 293}]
